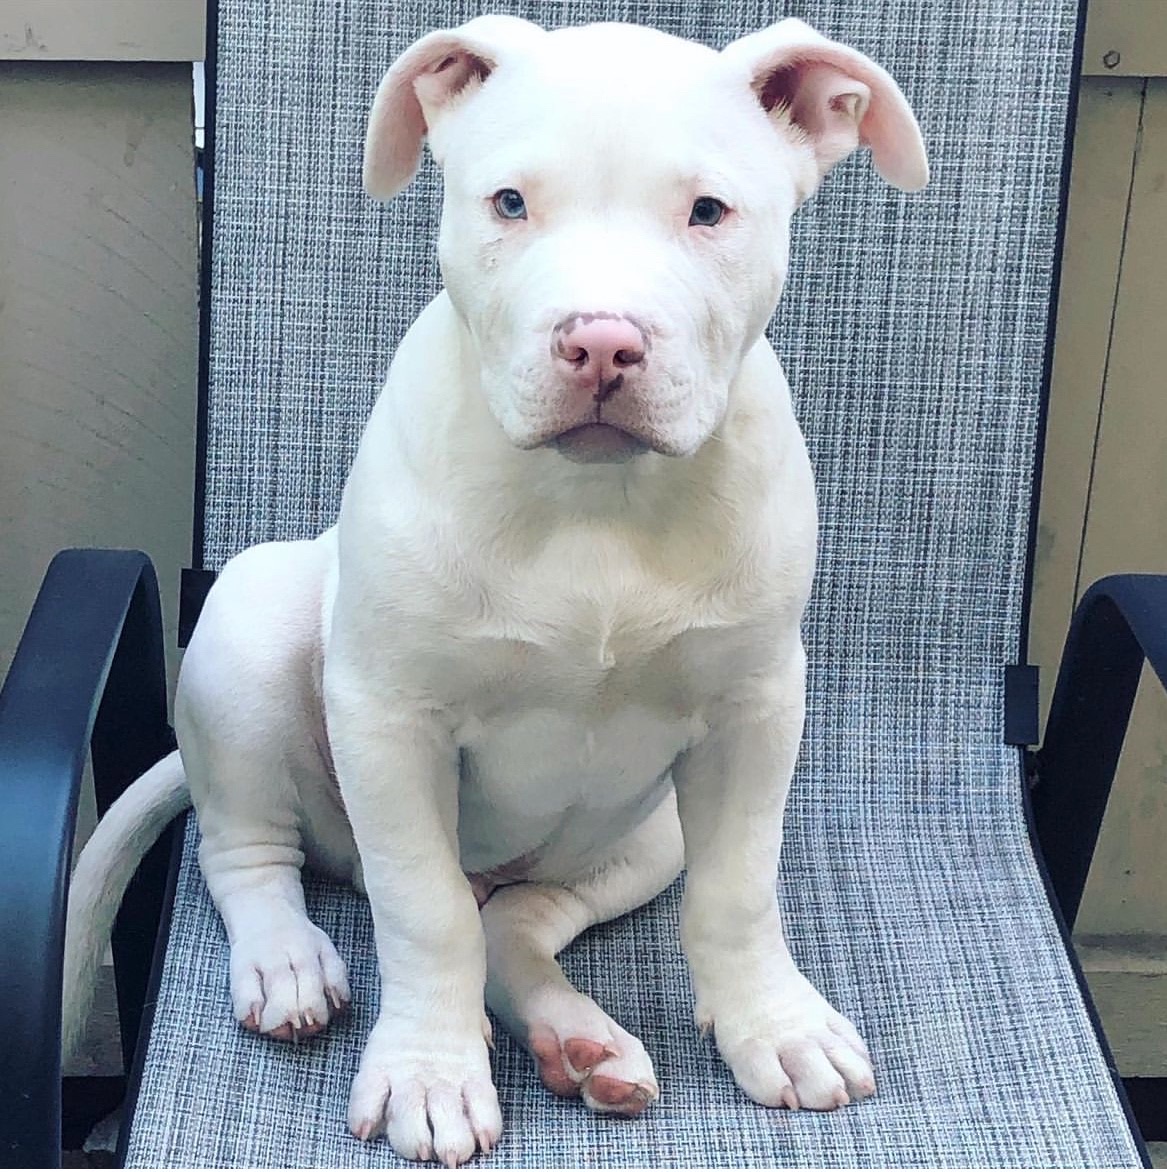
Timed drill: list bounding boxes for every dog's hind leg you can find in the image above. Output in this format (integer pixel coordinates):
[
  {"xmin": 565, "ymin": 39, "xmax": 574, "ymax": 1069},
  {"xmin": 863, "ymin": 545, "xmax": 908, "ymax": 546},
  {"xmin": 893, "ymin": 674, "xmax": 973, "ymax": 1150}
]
[
  {"xmin": 480, "ymin": 791, "xmax": 683, "ymax": 1115},
  {"xmin": 177, "ymin": 538, "xmax": 354, "ymax": 1041}
]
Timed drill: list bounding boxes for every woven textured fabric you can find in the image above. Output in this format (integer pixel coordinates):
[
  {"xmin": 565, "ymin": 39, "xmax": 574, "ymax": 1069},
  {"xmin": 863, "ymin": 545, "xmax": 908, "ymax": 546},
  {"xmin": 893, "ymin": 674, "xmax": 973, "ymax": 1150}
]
[
  {"xmin": 127, "ymin": 812, "xmax": 1140, "ymax": 1168},
  {"xmin": 125, "ymin": 0, "xmax": 1144, "ymax": 1165}
]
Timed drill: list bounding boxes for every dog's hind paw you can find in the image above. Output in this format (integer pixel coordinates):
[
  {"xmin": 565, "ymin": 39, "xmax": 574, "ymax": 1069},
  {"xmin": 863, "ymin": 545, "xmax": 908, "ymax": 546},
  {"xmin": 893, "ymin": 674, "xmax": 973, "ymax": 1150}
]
[
  {"xmin": 230, "ymin": 914, "xmax": 351, "ymax": 1041},
  {"xmin": 525, "ymin": 991, "xmax": 658, "ymax": 1116}
]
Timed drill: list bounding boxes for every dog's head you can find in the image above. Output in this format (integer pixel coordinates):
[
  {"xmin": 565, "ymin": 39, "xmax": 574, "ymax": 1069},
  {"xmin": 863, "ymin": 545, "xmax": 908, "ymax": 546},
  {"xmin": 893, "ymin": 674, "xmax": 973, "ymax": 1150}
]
[{"xmin": 364, "ymin": 18, "xmax": 926, "ymax": 464}]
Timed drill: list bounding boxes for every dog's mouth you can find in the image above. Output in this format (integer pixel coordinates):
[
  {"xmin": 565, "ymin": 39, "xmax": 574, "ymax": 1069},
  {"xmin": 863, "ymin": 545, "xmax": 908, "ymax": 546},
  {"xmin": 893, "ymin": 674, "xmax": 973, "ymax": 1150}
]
[{"xmin": 548, "ymin": 423, "xmax": 651, "ymax": 464}]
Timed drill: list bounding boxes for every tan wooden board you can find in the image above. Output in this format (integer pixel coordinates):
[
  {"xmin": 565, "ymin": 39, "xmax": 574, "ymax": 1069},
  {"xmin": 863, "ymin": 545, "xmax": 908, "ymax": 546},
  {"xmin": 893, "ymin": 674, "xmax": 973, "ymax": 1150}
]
[
  {"xmin": 0, "ymin": 62, "xmax": 197, "ymax": 686},
  {"xmin": 1073, "ymin": 79, "xmax": 1167, "ymax": 937},
  {"xmin": 1081, "ymin": 968, "xmax": 1167, "ymax": 1076},
  {"xmin": 1078, "ymin": 938, "xmax": 1167, "ymax": 1075},
  {"xmin": 1085, "ymin": 0, "xmax": 1167, "ymax": 77},
  {"xmin": 1030, "ymin": 78, "xmax": 1145, "ymax": 719},
  {"xmin": 0, "ymin": 0, "xmax": 204, "ymax": 61}
]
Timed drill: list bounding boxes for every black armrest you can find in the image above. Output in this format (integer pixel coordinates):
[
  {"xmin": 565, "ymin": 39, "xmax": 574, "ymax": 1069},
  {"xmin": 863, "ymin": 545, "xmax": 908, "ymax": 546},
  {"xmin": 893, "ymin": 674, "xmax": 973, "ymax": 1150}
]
[
  {"xmin": 0, "ymin": 549, "xmax": 175, "ymax": 1167},
  {"xmin": 1032, "ymin": 573, "xmax": 1167, "ymax": 929}
]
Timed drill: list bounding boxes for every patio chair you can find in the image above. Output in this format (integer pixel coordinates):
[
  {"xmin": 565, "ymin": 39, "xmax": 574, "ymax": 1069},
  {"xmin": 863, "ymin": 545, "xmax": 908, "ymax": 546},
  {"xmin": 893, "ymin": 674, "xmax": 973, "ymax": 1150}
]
[{"xmin": 1, "ymin": 0, "xmax": 1162, "ymax": 1166}]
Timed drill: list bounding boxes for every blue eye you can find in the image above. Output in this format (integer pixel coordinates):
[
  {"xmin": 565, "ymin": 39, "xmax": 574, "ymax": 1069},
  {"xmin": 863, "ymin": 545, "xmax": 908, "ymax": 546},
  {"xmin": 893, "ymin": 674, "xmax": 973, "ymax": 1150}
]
[
  {"xmin": 493, "ymin": 188, "xmax": 527, "ymax": 220},
  {"xmin": 689, "ymin": 196, "xmax": 727, "ymax": 227}
]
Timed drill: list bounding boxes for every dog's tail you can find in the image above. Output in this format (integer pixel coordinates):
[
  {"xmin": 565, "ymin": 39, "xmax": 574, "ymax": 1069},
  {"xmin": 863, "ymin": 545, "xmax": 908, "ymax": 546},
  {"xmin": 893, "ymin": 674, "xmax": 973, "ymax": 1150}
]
[{"xmin": 62, "ymin": 750, "xmax": 191, "ymax": 1065}]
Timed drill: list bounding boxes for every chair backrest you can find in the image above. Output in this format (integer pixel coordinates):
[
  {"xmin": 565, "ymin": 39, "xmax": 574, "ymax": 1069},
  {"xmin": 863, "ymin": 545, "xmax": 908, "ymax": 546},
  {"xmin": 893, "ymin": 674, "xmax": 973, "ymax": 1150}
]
[{"xmin": 201, "ymin": 0, "xmax": 1079, "ymax": 834}]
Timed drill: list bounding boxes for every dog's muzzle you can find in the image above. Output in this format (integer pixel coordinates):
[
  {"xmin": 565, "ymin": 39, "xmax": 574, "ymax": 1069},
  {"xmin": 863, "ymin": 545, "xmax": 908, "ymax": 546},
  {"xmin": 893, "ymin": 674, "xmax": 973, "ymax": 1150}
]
[{"xmin": 542, "ymin": 312, "xmax": 656, "ymax": 462}]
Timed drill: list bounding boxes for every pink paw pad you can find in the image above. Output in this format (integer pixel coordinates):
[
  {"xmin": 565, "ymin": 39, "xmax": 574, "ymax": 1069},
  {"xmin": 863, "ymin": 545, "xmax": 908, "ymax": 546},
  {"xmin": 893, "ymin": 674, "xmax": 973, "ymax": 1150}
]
[
  {"xmin": 586, "ymin": 1074, "xmax": 655, "ymax": 1116},
  {"xmin": 530, "ymin": 1029, "xmax": 582, "ymax": 1096},
  {"xmin": 528, "ymin": 1028, "xmax": 657, "ymax": 1116}
]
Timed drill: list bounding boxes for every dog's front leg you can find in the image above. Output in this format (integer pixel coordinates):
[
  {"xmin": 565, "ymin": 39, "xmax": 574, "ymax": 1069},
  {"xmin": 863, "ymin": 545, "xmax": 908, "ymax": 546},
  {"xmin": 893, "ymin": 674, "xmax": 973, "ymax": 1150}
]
[
  {"xmin": 673, "ymin": 639, "xmax": 875, "ymax": 1112},
  {"xmin": 324, "ymin": 668, "xmax": 498, "ymax": 1165}
]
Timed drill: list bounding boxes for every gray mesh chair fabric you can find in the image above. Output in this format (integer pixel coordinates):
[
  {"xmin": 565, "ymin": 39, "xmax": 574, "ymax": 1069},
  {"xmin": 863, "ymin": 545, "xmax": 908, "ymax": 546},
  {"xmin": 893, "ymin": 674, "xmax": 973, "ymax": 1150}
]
[{"xmin": 125, "ymin": 0, "xmax": 1144, "ymax": 1166}]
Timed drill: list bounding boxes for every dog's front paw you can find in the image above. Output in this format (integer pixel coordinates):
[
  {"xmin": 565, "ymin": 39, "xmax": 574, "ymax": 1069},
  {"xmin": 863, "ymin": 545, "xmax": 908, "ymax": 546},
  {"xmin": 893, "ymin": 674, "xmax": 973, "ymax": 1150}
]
[
  {"xmin": 702, "ymin": 969, "xmax": 874, "ymax": 1111},
  {"xmin": 348, "ymin": 1018, "xmax": 501, "ymax": 1166},
  {"xmin": 230, "ymin": 913, "xmax": 350, "ymax": 1041}
]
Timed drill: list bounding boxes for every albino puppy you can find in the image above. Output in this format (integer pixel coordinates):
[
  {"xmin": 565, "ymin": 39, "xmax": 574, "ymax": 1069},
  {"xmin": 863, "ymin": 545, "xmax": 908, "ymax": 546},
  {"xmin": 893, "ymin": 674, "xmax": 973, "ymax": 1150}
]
[{"xmin": 66, "ymin": 15, "xmax": 926, "ymax": 1165}]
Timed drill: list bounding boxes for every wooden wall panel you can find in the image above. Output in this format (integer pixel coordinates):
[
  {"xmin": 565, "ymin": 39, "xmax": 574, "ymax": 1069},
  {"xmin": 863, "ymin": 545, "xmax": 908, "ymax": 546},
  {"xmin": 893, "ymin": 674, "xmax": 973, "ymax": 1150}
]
[
  {"xmin": 1073, "ymin": 80, "xmax": 1167, "ymax": 938},
  {"xmin": 1084, "ymin": 0, "xmax": 1167, "ymax": 77},
  {"xmin": 0, "ymin": 0, "xmax": 205, "ymax": 61},
  {"xmin": 0, "ymin": 62, "xmax": 198, "ymax": 684},
  {"xmin": 1031, "ymin": 78, "xmax": 1145, "ymax": 718}
]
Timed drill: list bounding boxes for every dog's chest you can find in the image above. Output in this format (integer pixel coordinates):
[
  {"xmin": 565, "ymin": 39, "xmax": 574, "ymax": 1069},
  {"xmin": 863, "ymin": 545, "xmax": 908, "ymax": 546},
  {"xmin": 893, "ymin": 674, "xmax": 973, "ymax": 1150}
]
[
  {"xmin": 447, "ymin": 548, "xmax": 753, "ymax": 731},
  {"xmin": 450, "ymin": 636, "xmax": 703, "ymax": 875},
  {"xmin": 435, "ymin": 562, "xmax": 767, "ymax": 875}
]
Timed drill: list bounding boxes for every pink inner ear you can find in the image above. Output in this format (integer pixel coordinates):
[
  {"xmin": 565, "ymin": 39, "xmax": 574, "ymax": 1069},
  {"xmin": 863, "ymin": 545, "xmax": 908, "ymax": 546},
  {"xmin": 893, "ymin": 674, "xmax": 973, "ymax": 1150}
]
[
  {"xmin": 754, "ymin": 57, "xmax": 873, "ymax": 180},
  {"xmin": 424, "ymin": 50, "xmax": 492, "ymax": 98},
  {"xmin": 757, "ymin": 63, "xmax": 803, "ymax": 115},
  {"xmin": 727, "ymin": 23, "xmax": 927, "ymax": 192},
  {"xmin": 757, "ymin": 60, "xmax": 868, "ymax": 137}
]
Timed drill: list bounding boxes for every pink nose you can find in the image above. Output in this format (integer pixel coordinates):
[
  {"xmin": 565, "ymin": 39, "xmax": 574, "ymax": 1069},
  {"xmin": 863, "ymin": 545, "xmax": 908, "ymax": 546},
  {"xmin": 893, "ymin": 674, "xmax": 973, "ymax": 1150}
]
[{"xmin": 553, "ymin": 314, "xmax": 646, "ymax": 391}]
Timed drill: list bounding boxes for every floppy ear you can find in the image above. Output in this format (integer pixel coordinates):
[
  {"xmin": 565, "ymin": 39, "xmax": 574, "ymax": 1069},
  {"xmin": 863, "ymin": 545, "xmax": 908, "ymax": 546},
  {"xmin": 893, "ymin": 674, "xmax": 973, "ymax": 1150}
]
[
  {"xmin": 363, "ymin": 15, "xmax": 545, "ymax": 201},
  {"xmin": 721, "ymin": 18, "xmax": 928, "ymax": 195}
]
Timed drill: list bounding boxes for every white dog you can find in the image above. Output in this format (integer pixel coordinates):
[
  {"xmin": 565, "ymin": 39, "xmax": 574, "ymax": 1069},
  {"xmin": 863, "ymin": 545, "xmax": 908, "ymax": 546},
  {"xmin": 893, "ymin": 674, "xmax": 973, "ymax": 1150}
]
[{"xmin": 65, "ymin": 15, "xmax": 926, "ymax": 1166}]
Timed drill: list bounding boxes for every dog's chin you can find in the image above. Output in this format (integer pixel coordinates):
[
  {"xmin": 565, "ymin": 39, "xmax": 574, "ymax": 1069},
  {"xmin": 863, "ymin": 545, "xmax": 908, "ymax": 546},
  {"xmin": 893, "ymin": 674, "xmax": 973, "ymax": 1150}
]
[{"xmin": 547, "ymin": 423, "xmax": 652, "ymax": 464}]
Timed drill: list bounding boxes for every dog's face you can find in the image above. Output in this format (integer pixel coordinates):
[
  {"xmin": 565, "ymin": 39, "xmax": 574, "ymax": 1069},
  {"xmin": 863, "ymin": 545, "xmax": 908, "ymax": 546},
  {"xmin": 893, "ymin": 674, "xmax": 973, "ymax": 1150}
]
[
  {"xmin": 431, "ymin": 27, "xmax": 800, "ymax": 464},
  {"xmin": 365, "ymin": 18, "xmax": 926, "ymax": 463}
]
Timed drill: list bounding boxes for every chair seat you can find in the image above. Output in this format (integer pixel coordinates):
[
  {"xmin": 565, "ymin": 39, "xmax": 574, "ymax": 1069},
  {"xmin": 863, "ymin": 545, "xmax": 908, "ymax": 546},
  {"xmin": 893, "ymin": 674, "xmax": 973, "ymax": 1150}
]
[{"xmin": 125, "ymin": 779, "xmax": 1142, "ymax": 1169}]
